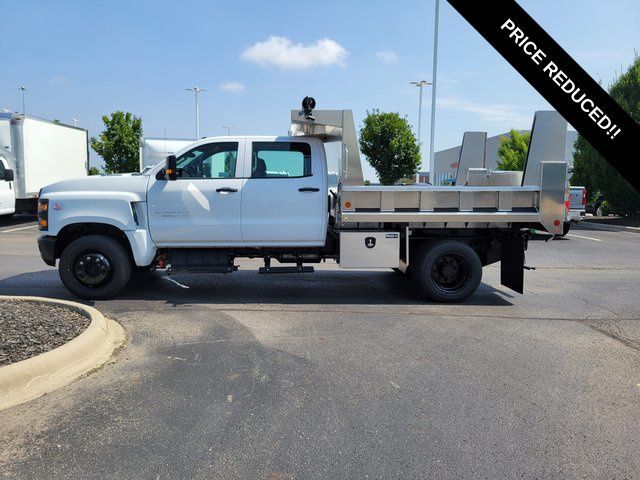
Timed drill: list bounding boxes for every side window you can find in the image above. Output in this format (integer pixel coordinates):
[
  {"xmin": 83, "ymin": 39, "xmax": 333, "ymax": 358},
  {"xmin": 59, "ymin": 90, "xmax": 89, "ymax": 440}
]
[
  {"xmin": 175, "ymin": 142, "xmax": 238, "ymax": 179},
  {"xmin": 251, "ymin": 142, "xmax": 311, "ymax": 178}
]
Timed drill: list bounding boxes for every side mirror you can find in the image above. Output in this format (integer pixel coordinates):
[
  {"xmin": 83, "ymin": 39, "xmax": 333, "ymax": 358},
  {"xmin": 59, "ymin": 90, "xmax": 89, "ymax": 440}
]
[
  {"xmin": 3, "ymin": 168, "xmax": 14, "ymax": 182},
  {"xmin": 166, "ymin": 155, "xmax": 177, "ymax": 180},
  {"xmin": 156, "ymin": 155, "xmax": 177, "ymax": 181}
]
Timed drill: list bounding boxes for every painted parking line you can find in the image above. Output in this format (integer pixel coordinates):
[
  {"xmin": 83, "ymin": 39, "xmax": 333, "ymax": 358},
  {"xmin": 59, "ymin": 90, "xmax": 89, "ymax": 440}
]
[
  {"xmin": 626, "ymin": 226, "xmax": 640, "ymax": 231},
  {"xmin": 566, "ymin": 233, "xmax": 602, "ymax": 242},
  {"xmin": 0, "ymin": 224, "xmax": 38, "ymax": 233}
]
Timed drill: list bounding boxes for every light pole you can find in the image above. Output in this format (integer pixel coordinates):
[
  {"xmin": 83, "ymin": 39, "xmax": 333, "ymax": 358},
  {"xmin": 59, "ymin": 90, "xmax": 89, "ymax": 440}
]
[
  {"xmin": 429, "ymin": 0, "xmax": 441, "ymax": 184},
  {"xmin": 18, "ymin": 86, "xmax": 27, "ymax": 114},
  {"xmin": 410, "ymin": 80, "xmax": 432, "ymax": 182},
  {"xmin": 185, "ymin": 86, "xmax": 207, "ymax": 138},
  {"xmin": 222, "ymin": 125, "xmax": 235, "ymax": 136}
]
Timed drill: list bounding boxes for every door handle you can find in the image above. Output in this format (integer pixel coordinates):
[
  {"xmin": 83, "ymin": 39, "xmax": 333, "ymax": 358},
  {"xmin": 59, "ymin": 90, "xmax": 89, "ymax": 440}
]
[
  {"xmin": 298, "ymin": 187, "xmax": 320, "ymax": 192},
  {"xmin": 216, "ymin": 187, "xmax": 238, "ymax": 193}
]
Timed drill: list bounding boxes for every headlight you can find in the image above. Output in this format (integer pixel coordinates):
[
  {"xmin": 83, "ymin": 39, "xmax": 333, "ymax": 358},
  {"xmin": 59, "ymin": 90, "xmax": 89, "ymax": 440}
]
[{"xmin": 37, "ymin": 198, "xmax": 49, "ymax": 231}]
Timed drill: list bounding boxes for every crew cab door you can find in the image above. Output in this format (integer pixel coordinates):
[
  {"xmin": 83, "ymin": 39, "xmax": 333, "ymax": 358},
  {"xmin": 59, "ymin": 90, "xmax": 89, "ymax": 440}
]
[
  {"xmin": 241, "ymin": 139, "xmax": 326, "ymax": 245},
  {"xmin": 0, "ymin": 156, "xmax": 15, "ymax": 215},
  {"xmin": 147, "ymin": 140, "xmax": 245, "ymax": 245}
]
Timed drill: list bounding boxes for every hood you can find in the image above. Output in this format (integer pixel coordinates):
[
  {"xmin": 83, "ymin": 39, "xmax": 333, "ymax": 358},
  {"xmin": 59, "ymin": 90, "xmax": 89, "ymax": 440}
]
[{"xmin": 40, "ymin": 174, "xmax": 150, "ymax": 199}]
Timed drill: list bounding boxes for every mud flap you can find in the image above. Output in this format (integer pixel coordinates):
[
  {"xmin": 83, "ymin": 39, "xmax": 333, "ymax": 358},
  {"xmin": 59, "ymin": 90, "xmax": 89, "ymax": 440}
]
[{"xmin": 500, "ymin": 236, "xmax": 525, "ymax": 294}]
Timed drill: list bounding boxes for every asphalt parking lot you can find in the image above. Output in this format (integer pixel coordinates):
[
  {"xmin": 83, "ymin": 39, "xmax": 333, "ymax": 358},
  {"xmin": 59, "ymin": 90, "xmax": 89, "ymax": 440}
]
[{"xmin": 1, "ymin": 215, "xmax": 639, "ymax": 479}]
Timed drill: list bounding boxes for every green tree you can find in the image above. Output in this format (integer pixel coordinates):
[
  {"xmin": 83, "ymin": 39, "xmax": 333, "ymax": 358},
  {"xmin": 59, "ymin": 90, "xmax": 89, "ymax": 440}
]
[
  {"xmin": 90, "ymin": 111, "xmax": 142, "ymax": 173},
  {"xmin": 496, "ymin": 130, "xmax": 531, "ymax": 171},
  {"xmin": 359, "ymin": 110, "xmax": 421, "ymax": 185},
  {"xmin": 88, "ymin": 166, "xmax": 101, "ymax": 176},
  {"xmin": 572, "ymin": 57, "xmax": 640, "ymax": 216}
]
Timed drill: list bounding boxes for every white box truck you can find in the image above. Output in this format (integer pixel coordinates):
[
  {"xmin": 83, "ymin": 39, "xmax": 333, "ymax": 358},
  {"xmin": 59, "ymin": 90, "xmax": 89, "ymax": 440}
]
[
  {"xmin": 0, "ymin": 113, "xmax": 88, "ymax": 215},
  {"xmin": 0, "ymin": 153, "xmax": 15, "ymax": 217},
  {"xmin": 140, "ymin": 137, "xmax": 195, "ymax": 172},
  {"xmin": 36, "ymin": 99, "xmax": 567, "ymax": 303}
]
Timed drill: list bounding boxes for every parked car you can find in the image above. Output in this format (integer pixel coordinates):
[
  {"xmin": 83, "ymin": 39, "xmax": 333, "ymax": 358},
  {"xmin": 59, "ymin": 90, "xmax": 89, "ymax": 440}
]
[{"xmin": 585, "ymin": 191, "xmax": 605, "ymax": 216}]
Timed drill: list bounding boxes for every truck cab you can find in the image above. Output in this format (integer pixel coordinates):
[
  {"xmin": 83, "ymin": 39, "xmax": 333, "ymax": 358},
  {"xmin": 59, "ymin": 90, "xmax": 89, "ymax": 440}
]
[
  {"xmin": 0, "ymin": 154, "xmax": 15, "ymax": 217},
  {"xmin": 146, "ymin": 136, "xmax": 327, "ymax": 247}
]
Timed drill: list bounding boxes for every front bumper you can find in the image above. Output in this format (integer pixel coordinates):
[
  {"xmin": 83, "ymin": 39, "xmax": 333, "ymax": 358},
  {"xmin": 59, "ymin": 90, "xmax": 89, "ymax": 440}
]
[{"xmin": 37, "ymin": 235, "xmax": 57, "ymax": 266}]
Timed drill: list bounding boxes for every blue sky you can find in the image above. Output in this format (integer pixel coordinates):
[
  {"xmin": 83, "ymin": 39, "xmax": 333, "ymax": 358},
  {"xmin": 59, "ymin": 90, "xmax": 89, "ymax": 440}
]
[{"xmin": 1, "ymin": 0, "xmax": 638, "ymax": 179}]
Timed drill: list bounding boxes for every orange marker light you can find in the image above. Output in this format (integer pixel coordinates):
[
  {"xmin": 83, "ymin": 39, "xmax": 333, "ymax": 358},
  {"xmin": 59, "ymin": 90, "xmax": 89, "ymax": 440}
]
[{"xmin": 344, "ymin": 201, "xmax": 352, "ymax": 209}]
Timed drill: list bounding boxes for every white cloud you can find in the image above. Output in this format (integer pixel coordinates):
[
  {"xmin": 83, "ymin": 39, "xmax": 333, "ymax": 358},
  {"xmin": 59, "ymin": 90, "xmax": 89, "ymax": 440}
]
[
  {"xmin": 241, "ymin": 36, "xmax": 348, "ymax": 70},
  {"xmin": 376, "ymin": 50, "xmax": 398, "ymax": 64},
  {"xmin": 219, "ymin": 81, "xmax": 245, "ymax": 92},
  {"xmin": 438, "ymin": 97, "xmax": 532, "ymax": 126}
]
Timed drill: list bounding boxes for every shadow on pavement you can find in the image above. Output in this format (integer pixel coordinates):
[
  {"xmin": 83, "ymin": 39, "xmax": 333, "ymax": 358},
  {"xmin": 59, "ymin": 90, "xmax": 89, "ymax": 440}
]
[
  {"xmin": 0, "ymin": 268, "xmax": 513, "ymax": 307},
  {"xmin": 0, "ymin": 213, "xmax": 36, "ymax": 228}
]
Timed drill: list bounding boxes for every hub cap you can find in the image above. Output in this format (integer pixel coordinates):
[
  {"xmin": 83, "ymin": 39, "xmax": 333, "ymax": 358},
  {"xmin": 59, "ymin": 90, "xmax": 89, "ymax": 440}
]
[
  {"xmin": 431, "ymin": 253, "xmax": 470, "ymax": 293},
  {"xmin": 74, "ymin": 253, "xmax": 112, "ymax": 287}
]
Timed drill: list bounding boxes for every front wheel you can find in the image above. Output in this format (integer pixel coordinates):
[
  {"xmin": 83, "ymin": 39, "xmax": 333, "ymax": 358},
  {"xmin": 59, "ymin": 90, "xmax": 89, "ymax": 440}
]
[
  {"xmin": 412, "ymin": 241, "xmax": 482, "ymax": 303},
  {"xmin": 59, "ymin": 235, "xmax": 132, "ymax": 299}
]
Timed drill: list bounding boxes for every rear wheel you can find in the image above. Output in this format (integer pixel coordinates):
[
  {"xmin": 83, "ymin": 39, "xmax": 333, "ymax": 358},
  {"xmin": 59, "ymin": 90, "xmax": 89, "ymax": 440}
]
[
  {"xmin": 562, "ymin": 222, "xmax": 571, "ymax": 236},
  {"xmin": 59, "ymin": 235, "xmax": 132, "ymax": 299},
  {"xmin": 412, "ymin": 241, "xmax": 482, "ymax": 303}
]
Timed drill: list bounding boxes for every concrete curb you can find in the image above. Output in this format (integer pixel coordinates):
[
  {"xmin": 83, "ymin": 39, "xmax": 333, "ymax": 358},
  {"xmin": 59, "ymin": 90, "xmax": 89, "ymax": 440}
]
[{"xmin": 0, "ymin": 296, "xmax": 125, "ymax": 411}]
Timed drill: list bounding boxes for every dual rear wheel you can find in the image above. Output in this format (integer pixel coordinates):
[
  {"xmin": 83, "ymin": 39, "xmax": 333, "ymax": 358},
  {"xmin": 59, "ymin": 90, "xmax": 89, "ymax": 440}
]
[{"xmin": 407, "ymin": 241, "xmax": 482, "ymax": 303}]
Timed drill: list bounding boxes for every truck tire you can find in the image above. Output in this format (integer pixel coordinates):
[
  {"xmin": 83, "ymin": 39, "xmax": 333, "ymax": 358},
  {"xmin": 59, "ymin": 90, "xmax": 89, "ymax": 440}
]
[
  {"xmin": 562, "ymin": 222, "xmax": 571, "ymax": 236},
  {"xmin": 412, "ymin": 241, "xmax": 482, "ymax": 303},
  {"xmin": 59, "ymin": 235, "xmax": 132, "ymax": 300}
]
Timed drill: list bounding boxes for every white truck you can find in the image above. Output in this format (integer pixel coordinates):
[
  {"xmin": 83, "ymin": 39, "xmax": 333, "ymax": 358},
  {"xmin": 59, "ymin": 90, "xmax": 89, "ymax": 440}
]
[
  {"xmin": 36, "ymin": 100, "xmax": 567, "ymax": 302},
  {"xmin": 568, "ymin": 186, "xmax": 586, "ymax": 222},
  {"xmin": 560, "ymin": 186, "xmax": 586, "ymax": 236},
  {"xmin": 0, "ymin": 113, "xmax": 88, "ymax": 215},
  {"xmin": 0, "ymin": 153, "xmax": 15, "ymax": 216}
]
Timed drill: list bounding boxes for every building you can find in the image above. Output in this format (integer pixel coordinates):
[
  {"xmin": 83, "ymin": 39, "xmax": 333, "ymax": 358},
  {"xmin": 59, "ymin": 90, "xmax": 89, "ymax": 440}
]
[{"xmin": 431, "ymin": 130, "xmax": 578, "ymax": 185}]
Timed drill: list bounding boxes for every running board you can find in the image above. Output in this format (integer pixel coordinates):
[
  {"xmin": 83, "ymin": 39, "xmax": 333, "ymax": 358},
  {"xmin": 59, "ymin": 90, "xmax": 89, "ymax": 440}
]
[{"xmin": 258, "ymin": 266, "xmax": 315, "ymax": 274}]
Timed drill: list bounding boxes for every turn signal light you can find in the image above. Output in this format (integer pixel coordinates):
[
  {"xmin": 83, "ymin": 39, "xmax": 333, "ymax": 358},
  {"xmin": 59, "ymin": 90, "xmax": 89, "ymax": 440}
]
[{"xmin": 37, "ymin": 199, "xmax": 49, "ymax": 231}]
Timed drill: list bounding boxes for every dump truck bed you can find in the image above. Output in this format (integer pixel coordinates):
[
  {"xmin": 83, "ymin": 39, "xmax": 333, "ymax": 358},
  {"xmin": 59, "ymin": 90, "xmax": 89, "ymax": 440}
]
[{"xmin": 337, "ymin": 161, "xmax": 566, "ymax": 235}]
